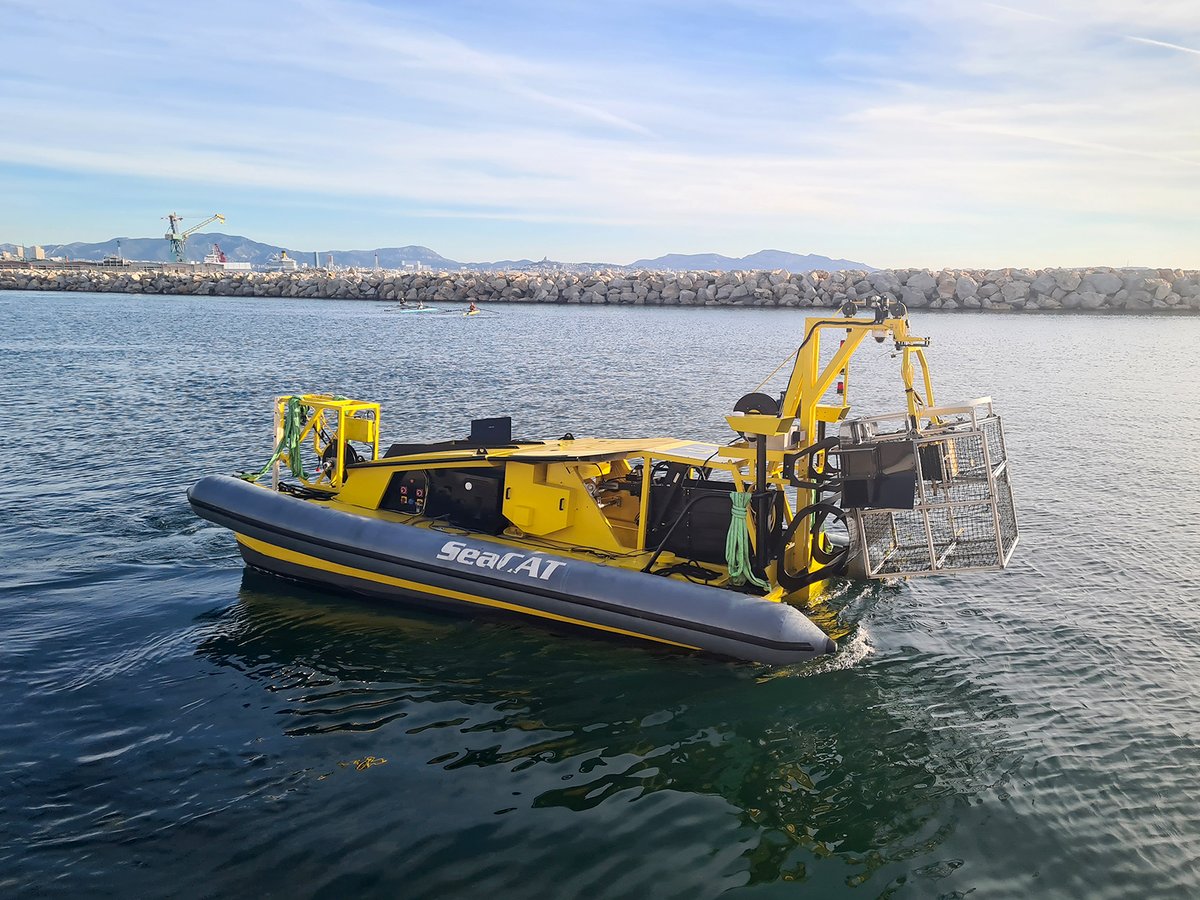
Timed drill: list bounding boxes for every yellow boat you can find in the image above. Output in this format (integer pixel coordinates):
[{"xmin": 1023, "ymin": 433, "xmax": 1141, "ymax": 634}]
[{"xmin": 189, "ymin": 302, "xmax": 1019, "ymax": 664}]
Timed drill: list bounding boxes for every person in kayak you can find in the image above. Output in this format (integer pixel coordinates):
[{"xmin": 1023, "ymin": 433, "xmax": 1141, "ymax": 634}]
[{"xmin": 468, "ymin": 302, "xmax": 478, "ymax": 313}]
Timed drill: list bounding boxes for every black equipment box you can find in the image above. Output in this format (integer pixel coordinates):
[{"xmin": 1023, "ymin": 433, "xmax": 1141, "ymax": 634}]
[
  {"xmin": 647, "ymin": 471, "xmax": 736, "ymax": 565},
  {"xmin": 424, "ymin": 468, "xmax": 506, "ymax": 533},
  {"xmin": 470, "ymin": 416, "xmax": 512, "ymax": 445},
  {"xmin": 840, "ymin": 441, "xmax": 917, "ymax": 510}
]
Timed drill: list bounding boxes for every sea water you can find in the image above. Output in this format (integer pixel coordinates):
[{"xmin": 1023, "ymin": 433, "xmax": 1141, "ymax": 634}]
[{"xmin": 1, "ymin": 291, "xmax": 1198, "ymax": 897}]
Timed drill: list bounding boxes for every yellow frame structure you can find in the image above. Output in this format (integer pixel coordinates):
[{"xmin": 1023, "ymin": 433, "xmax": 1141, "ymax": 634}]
[
  {"xmin": 723, "ymin": 314, "xmax": 935, "ymax": 599},
  {"xmin": 272, "ymin": 394, "xmax": 380, "ymax": 491}
]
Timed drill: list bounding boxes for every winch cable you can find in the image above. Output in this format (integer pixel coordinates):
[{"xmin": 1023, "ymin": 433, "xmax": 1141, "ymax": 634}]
[
  {"xmin": 751, "ymin": 348, "xmax": 798, "ymax": 394},
  {"xmin": 239, "ymin": 396, "xmax": 311, "ymax": 482},
  {"xmin": 749, "ymin": 318, "xmax": 870, "ymax": 396},
  {"xmin": 726, "ymin": 491, "xmax": 772, "ymax": 590}
]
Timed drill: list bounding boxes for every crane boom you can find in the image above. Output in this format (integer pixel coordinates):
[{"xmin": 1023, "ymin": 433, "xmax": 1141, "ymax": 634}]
[{"xmin": 163, "ymin": 212, "xmax": 226, "ymax": 262}]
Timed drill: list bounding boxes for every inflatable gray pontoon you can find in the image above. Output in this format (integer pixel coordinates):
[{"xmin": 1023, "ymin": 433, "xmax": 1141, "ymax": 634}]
[{"xmin": 188, "ymin": 475, "xmax": 836, "ymax": 665}]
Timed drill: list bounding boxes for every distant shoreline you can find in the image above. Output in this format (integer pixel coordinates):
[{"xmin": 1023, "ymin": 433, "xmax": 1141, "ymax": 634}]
[{"xmin": 2, "ymin": 265, "xmax": 1197, "ymax": 313}]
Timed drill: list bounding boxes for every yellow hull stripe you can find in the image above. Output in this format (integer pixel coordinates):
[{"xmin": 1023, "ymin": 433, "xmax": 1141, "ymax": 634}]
[{"xmin": 236, "ymin": 534, "xmax": 700, "ymax": 651}]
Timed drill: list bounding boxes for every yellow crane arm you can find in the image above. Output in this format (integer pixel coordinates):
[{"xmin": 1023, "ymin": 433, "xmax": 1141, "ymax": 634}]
[{"xmin": 182, "ymin": 214, "xmax": 225, "ymax": 239}]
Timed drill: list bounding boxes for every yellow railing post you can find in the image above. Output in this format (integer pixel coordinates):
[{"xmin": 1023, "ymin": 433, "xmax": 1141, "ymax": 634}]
[{"xmin": 269, "ymin": 394, "xmax": 381, "ymax": 492}]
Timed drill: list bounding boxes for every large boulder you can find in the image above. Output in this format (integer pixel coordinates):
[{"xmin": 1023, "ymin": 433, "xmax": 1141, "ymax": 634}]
[
  {"xmin": 1078, "ymin": 290, "xmax": 1107, "ymax": 309},
  {"xmin": 867, "ymin": 270, "xmax": 902, "ymax": 294},
  {"xmin": 1123, "ymin": 289, "xmax": 1153, "ymax": 307},
  {"xmin": 905, "ymin": 272, "xmax": 937, "ymax": 295},
  {"xmin": 1001, "ymin": 281, "xmax": 1029, "ymax": 302},
  {"xmin": 1030, "ymin": 272, "xmax": 1057, "ymax": 295},
  {"xmin": 1054, "ymin": 270, "xmax": 1082, "ymax": 291},
  {"xmin": 1082, "ymin": 271, "xmax": 1123, "ymax": 294},
  {"xmin": 1171, "ymin": 277, "xmax": 1198, "ymax": 297},
  {"xmin": 1144, "ymin": 278, "xmax": 1171, "ymax": 300},
  {"xmin": 955, "ymin": 275, "xmax": 978, "ymax": 301}
]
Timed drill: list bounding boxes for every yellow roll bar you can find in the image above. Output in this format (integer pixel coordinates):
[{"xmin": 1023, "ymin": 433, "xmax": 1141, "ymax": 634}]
[
  {"xmin": 272, "ymin": 394, "xmax": 380, "ymax": 491},
  {"xmin": 729, "ymin": 313, "xmax": 935, "ymax": 600}
]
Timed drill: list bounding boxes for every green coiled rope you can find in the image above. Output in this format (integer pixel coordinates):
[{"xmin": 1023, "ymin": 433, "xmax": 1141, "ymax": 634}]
[
  {"xmin": 239, "ymin": 396, "xmax": 311, "ymax": 482},
  {"xmin": 726, "ymin": 491, "xmax": 771, "ymax": 590}
]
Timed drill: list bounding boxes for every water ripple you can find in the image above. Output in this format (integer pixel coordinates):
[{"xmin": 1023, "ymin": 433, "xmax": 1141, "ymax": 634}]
[{"xmin": 2, "ymin": 295, "xmax": 1199, "ymax": 897}]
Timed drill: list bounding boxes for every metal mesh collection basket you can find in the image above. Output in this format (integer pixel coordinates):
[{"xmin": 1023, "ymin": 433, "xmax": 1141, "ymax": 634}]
[{"xmin": 842, "ymin": 398, "xmax": 1019, "ymax": 578}]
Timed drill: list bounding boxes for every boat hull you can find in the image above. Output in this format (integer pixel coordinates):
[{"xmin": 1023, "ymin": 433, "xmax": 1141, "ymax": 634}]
[{"xmin": 188, "ymin": 475, "xmax": 836, "ymax": 665}]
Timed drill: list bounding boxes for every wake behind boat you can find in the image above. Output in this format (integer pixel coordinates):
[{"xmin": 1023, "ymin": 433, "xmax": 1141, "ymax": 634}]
[{"xmin": 189, "ymin": 300, "xmax": 1019, "ymax": 665}]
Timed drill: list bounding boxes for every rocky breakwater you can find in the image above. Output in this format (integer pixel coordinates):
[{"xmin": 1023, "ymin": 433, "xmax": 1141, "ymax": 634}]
[{"xmin": 2, "ymin": 265, "xmax": 1199, "ymax": 312}]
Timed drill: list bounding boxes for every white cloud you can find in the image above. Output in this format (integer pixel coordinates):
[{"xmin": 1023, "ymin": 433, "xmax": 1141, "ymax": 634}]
[{"xmin": 1, "ymin": 0, "xmax": 1199, "ymax": 265}]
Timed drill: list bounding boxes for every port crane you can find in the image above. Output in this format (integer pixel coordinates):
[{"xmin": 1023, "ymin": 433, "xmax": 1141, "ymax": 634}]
[{"xmin": 163, "ymin": 212, "xmax": 225, "ymax": 262}]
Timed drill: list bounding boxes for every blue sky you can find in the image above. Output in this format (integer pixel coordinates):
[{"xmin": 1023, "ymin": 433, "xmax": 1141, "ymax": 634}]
[{"xmin": 1, "ymin": 0, "xmax": 1198, "ymax": 267}]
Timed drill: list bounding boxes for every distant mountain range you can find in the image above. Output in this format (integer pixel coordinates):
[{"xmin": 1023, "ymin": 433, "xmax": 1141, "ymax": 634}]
[
  {"xmin": 629, "ymin": 249, "xmax": 874, "ymax": 271},
  {"xmin": 0, "ymin": 234, "xmax": 458, "ymax": 269},
  {"xmin": 1, "ymin": 234, "xmax": 871, "ymax": 273}
]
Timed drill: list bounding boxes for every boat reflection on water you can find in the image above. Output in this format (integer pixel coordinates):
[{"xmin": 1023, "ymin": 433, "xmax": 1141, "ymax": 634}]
[{"xmin": 193, "ymin": 569, "xmax": 1020, "ymax": 890}]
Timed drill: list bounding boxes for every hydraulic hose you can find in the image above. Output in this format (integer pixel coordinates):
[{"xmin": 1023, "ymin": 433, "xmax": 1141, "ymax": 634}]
[{"xmin": 240, "ymin": 396, "xmax": 311, "ymax": 482}]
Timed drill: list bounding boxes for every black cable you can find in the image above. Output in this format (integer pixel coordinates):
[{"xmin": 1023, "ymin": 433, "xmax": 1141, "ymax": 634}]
[
  {"xmin": 652, "ymin": 561, "xmax": 721, "ymax": 583},
  {"xmin": 797, "ymin": 318, "xmax": 860, "ymax": 356},
  {"xmin": 700, "ymin": 437, "xmax": 740, "ymax": 470},
  {"xmin": 640, "ymin": 491, "xmax": 760, "ymax": 575},
  {"xmin": 639, "ymin": 493, "xmax": 725, "ymax": 573},
  {"xmin": 775, "ymin": 501, "xmax": 851, "ymax": 591}
]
